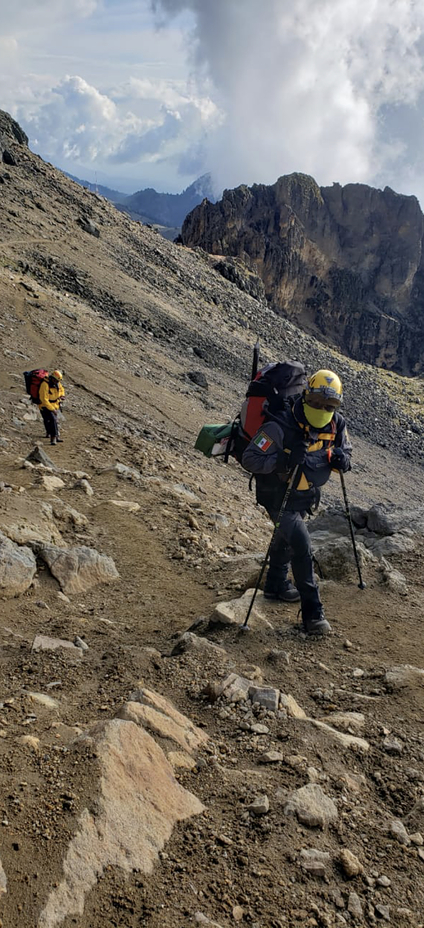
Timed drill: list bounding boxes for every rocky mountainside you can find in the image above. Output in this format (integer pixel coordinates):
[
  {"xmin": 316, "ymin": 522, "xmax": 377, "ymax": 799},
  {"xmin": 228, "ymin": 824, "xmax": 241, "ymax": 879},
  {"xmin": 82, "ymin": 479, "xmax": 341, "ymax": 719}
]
[
  {"xmin": 65, "ymin": 172, "xmax": 216, "ymax": 240},
  {"xmin": 64, "ymin": 172, "xmax": 128, "ymax": 205},
  {"xmin": 2, "ymin": 110, "xmax": 424, "ymax": 928},
  {"xmin": 180, "ymin": 173, "xmax": 424, "ymax": 376}
]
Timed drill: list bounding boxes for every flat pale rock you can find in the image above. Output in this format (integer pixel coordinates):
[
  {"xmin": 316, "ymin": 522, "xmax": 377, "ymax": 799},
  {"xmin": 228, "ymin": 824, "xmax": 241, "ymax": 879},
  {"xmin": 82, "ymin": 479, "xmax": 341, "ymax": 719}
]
[
  {"xmin": 0, "ymin": 859, "xmax": 6, "ymax": 895},
  {"xmin": 212, "ymin": 589, "xmax": 273, "ymax": 629},
  {"xmin": 26, "ymin": 692, "xmax": 60, "ymax": 710},
  {"xmin": 280, "ymin": 693, "xmax": 307, "ymax": 719},
  {"xmin": 171, "ymin": 632, "xmax": 228, "ymax": 657},
  {"xmin": 0, "ymin": 506, "xmax": 63, "ymax": 546},
  {"xmin": 38, "ymin": 718, "xmax": 204, "ymax": 927},
  {"xmin": 167, "ymin": 751, "xmax": 197, "ymax": 770},
  {"xmin": 19, "ymin": 735, "xmax": 41, "ymax": 751},
  {"xmin": 37, "ymin": 543, "xmax": 119, "ymax": 594},
  {"xmin": 41, "ymin": 475, "xmax": 65, "ymax": 491},
  {"xmin": 317, "ymin": 711, "xmax": 365, "ymax": 734},
  {"xmin": 300, "ymin": 848, "xmax": 331, "ymax": 876},
  {"xmin": 307, "ymin": 719, "xmax": 370, "ymax": 752},
  {"xmin": 32, "ymin": 635, "xmax": 83, "ymax": 654},
  {"xmin": 118, "ymin": 702, "xmax": 206, "ymax": 754},
  {"xmin": 0, "ymin": 531, "xmax": 37, "ymax": 598},
  {"xmin": 119, "ymin": 688, "xmax": 208, "ymax": 754},
  {"xmin": 218, "ymin": 673, "xmax": 252, "ymax": 703},
  {"xmin": 260, "ymin": 751, "xmax": 284, "ymax": 763},
  {"xmin": 385, "ymin": 665, "xmax": 424, "ymax": 689},
  {"xmin": 108, "ymin": 499, "xmax": 140, "ymax": 512}
]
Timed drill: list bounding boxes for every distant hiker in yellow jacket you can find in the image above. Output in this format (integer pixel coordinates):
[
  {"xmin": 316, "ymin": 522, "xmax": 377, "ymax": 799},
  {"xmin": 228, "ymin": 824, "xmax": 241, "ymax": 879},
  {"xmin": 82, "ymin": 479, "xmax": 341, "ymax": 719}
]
[{"xmin": 39, "ymin": 370, "xmax": 64, "ymax": 445}]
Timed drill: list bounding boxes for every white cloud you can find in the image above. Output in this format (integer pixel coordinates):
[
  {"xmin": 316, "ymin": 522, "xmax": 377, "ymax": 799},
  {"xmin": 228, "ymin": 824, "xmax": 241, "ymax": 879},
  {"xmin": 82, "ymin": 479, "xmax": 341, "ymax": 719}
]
[
  {"xmin": 16, "ymin": 73, "xmax": 219, "ymax": 186},
  {"xmin": 3, "ymin": 0, "xmax": 424, "ymax": 200},
  {"xmin": 2, "ymin": 0, "xmax": 98, "ymax": 31},
  {"xmin": 152, "ymin": 0, "xmax": 424, "ymax": 201}
]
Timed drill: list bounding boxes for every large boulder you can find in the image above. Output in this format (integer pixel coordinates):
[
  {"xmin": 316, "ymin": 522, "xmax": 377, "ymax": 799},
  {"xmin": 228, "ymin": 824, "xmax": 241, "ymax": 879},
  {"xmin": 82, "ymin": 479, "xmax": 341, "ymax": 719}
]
[
  {"xmin": 311, "ymin": 536, "xmax": 376, "ymax": 582},
  {"xmin": 0, "ymin": 532, "xmax": 37, "ymax": 597},
  {"xmin": 38, "ymin": 718, "xmax": 204, "ymax": 927},
  {"xmin": 37, "ymin": 544, "xmax": 119, "ymax": 594},
  {"xmin": 0, "ymin": 531, "xmax": 37, "ymax": 597}
]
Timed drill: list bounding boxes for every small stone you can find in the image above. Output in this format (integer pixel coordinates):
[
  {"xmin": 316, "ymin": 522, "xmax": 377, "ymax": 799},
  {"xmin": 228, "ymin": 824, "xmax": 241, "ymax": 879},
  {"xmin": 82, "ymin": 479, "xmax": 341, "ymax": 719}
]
[
  {"xmin": 260, "ymin": 751, "xmax": 284, "ymax": 764},
  {"xmin": 19, "ymin": 735, "xmax": 40, "ymax": 751},
  {"xmin": 383, "ymin": 737, "xmax": 404, "ymax": 754},
  {"xmin": 284, "ymin": 784, "xmax": 338, "ymax": 828},
  {"xmin": 299, "ymin": 848, "xmax": 331, "ymax": 877},
  {"xmin": 390, "ymin": 819, "xmax": 410, "ymax": 845},
  {"xmin": 280, "ymin": 693, "xmax": 307, "ymax": 718},
  {"xmin": 26, "ymin": 692, "xmax": 59, "ymax": 710},
  {"xmin": 266, "ymin": 649, "xmax": 290, "ymax": 665},
  {"xmin": 377, "ymin": 875, "xmax": 391, "ymax": 887},
  {"xmin": 347, "ymin": 891, "xmax": 363, "ymax": 918},
  {"xmin": 248, "ymin": 794, "xmax": 269, "ymax": 815},
  {"xmin": 248, "ymin": 685, "xmax": 280, "ymax": 712},
  {"xmin": 374, "ymin": 903, "xmax": 390, "ymax": 921},
  {"xmin": 339, "ymin": 848, "xmax": 364, "ymax": 878}
]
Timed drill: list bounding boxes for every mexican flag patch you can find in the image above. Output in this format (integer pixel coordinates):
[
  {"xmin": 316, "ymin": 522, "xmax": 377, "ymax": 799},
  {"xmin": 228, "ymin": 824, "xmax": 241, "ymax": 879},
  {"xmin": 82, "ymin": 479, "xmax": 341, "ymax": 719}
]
[{"xmin": 254, "ymin": 431, "xmax": 273, "ymax": 452}]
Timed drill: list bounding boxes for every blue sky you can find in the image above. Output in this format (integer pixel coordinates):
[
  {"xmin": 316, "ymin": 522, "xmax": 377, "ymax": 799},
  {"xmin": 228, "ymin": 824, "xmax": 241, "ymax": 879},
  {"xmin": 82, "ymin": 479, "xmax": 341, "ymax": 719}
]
[{"xmin": 2, "ymin": 0, "xmax": 424, "ymax": 204}]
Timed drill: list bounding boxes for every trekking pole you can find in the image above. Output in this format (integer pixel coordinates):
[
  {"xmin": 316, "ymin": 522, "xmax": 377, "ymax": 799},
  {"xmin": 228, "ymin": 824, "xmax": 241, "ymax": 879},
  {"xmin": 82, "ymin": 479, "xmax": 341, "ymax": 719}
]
[
  {"xmin": 339, "ymin": 471, "xmax": 366, "ymax": 590},
  {"xmin": 240, "ymin": 465, "xmax": 300, "ymax": 631},
  {"xmin": 251, "ymin": 338, "xmax": 260, "ymax": 381}
]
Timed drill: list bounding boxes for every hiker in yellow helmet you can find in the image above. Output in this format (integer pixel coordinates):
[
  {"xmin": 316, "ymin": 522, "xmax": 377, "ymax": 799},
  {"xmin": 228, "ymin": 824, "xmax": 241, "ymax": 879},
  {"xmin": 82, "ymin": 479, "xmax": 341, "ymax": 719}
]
[
  {"xmin": 242, "ymin": 367, "xmax": 352, "ymax": 636},
  {"xmin": 39, "ymin": 369, "xmax": 65, "ymax": 446}
]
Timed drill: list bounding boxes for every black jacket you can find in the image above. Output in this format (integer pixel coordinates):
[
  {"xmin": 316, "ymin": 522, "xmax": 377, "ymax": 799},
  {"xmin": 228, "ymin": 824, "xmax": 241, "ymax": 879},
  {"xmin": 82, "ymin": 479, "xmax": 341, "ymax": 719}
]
[{"xmin": 242, "ymin": 398, "xmax": 352, "ymax": 514}]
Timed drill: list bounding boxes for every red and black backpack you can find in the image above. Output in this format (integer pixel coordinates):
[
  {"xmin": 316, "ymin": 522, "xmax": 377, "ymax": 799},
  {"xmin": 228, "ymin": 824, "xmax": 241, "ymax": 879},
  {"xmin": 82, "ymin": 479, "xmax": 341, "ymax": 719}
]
[
  {"xmin": 229, "ymin": 356, "xmax": 307, "ymax": 464},
  {"xmin": 23, "ymin": 369, "xmax": 48, "ymax": 404}
]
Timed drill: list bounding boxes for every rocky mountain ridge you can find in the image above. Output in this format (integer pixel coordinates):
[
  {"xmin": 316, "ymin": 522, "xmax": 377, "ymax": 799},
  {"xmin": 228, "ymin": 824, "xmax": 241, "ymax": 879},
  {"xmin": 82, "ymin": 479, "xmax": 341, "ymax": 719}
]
[
  {"xmin": 1, "ymin": 109, "xmax": 424, "ymax": 928},
  {"xmin": 180, "ymin": 173, "xmax": 424, "ymax": 375},
  {"xmin": 66, "ymin": 169, "xmax": 217, "ymax": 239}
]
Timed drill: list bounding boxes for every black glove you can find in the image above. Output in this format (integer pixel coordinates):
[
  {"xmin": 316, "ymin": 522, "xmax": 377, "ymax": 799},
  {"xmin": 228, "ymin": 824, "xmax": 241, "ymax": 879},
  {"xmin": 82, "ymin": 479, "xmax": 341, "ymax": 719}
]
[
  {"xmin": 288, "ymin": 438, "xmax": 309, "ymax": 467},
  {"xmin": 331, "ymin": 447, "xmax": 351, "ymax": 472}
]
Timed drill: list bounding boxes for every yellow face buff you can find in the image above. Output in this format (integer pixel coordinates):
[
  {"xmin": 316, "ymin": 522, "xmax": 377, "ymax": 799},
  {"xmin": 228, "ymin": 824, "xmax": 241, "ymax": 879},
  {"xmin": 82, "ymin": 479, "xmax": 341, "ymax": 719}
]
[{"xmin": 303, "ymin": 402, "xmax": 334, "ymax": 429}]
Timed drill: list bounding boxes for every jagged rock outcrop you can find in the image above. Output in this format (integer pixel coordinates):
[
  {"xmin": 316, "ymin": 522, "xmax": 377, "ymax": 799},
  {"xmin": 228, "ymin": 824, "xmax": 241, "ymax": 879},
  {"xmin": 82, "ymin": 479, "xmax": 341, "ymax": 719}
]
[
  {"xmin": 0, "ymin": 110, "xmax": 28, "ymax": 165},
  {"xmin": 180, "ymin": 173, "xmax": 424, "ymax": 374}
]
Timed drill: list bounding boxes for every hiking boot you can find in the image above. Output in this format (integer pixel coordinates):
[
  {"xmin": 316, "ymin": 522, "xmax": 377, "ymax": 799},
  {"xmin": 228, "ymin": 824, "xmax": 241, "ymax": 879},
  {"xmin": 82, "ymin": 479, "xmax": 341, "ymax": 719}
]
[
  {"xmin": 56, "ymin": 438, "xmax": 64, "ymax": 442},
  {"xmin": 300, "ymin": 609, "xmax": 332, "ymax": 636},
  {"xmin": 264, "ymin": 579, "xmax": 301, "ymax": 603},
  {"xmin": 50, "ymin": 438, "xmax": 57, "ymax": 445}
]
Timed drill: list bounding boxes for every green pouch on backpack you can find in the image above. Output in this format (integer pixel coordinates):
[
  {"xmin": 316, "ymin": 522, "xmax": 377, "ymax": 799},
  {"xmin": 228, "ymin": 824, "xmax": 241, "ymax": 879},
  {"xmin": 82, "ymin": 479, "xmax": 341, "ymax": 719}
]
[{"xmin": 194, "ymin": 423, "xmax": 233, "ymax": 458}]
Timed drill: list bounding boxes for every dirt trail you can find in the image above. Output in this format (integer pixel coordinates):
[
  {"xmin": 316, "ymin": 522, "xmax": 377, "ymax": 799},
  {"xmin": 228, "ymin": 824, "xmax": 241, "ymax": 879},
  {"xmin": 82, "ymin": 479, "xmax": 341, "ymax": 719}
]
[{"xmin": 1, "ymin": 141, "xmax": 424, "ymax": 927}]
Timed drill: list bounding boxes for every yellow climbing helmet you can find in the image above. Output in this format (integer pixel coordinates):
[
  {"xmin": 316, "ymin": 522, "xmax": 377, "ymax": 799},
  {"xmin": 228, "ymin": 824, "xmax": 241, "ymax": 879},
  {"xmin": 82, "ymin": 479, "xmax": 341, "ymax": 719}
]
[
  {"xmin": 305, "ymin": 369, "xmax": 343, "ymax": 406},
  {"xmin": 51, "ymin": 369, "xmax": 63, "ymax": 381}
]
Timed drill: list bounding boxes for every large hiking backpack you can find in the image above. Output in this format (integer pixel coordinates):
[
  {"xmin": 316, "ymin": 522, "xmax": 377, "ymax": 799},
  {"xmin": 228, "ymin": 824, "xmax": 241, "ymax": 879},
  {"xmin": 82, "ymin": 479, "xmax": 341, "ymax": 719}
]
[
  {"xmin": 23, "ymin": 369, "xmax": 48, "ymax": 405},
  {"xmin": 230, "ymin": 359, "xmax": 307, "ymax": 463},
  {"xmin": 193, "ymin": 344, "xmax": 307, "ymax": 464}
]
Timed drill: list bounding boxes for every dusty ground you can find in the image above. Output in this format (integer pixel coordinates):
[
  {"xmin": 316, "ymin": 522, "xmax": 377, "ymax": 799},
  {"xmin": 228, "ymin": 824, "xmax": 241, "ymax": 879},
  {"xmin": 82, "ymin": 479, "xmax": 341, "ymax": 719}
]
[{"xmin": 1, "ymin": 128, "xmax": 424, "ymax": 927}]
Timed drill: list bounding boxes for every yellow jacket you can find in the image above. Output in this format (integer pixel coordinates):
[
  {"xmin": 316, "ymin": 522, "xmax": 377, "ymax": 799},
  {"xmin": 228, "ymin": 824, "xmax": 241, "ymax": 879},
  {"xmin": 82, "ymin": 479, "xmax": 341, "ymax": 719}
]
[{"xmin": 39, "ymin": 380, "xmax": 65, "ymax": 412}]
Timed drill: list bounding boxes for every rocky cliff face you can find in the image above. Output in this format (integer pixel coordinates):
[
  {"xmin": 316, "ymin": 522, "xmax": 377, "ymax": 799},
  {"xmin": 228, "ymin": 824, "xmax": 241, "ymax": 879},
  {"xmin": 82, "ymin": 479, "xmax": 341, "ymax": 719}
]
[{"xmin": 180, "ymin": 173, "xmax": 424, "ymax": 374}]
